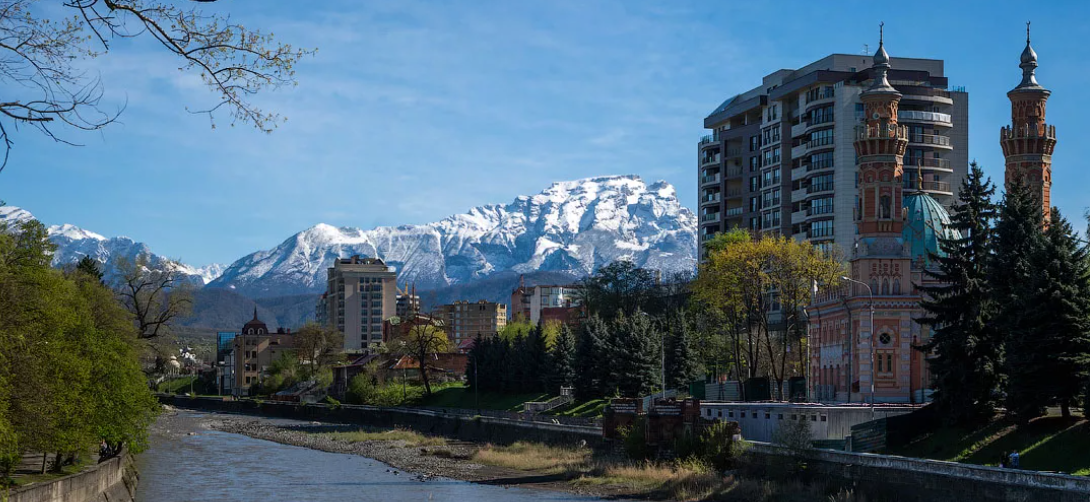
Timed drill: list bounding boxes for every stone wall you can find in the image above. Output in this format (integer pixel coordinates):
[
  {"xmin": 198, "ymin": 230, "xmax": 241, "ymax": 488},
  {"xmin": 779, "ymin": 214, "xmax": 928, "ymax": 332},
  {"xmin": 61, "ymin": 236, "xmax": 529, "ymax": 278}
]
[
  {"xmin": 743, "ymin": 442, "xmax": 1090, "ymax": 502},
  {"xmin": 159, "ymin": 395, "xmax": 601, "ymax": 447},
  {"xmin": 7, "ymin": 452, "xmax": 137, "ymax": 502}
]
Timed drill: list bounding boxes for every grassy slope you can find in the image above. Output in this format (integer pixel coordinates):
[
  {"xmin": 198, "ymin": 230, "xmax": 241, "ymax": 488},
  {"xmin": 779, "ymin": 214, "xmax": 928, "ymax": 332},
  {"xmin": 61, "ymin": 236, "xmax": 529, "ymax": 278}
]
[
  {"xmin": 546, "ymin": 398, "xmax": 609, "ymax": 418},
  {"xmin": 886, "ymin": 412, "xmax": 1090, "ymax": 475},
  {"xmin": 414, "ymin": 383, "xmax": 552, "ymax": 411}
]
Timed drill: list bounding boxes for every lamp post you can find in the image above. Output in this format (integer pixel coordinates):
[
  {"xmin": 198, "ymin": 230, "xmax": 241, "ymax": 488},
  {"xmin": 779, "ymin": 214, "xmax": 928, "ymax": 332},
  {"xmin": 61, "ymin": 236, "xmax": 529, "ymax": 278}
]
[{"xmin": 841, "ymin": 275, "xmax": 875, "ymax": 418}]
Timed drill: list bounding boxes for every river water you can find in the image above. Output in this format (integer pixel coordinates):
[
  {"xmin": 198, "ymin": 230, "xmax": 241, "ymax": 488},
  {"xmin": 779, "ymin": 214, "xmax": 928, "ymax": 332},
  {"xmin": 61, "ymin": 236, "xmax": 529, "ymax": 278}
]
[{"xmin": 135, "ymin": 411, "xmax": 612, "ymax": 502}]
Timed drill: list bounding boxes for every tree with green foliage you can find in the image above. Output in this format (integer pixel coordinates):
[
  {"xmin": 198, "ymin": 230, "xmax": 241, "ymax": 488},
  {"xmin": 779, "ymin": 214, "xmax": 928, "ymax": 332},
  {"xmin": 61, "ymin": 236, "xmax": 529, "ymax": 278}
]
[
  {"xmin": 990, "ymin": 183, "xmax": 1048, "ymax": 423},
  {"xmin": 578, "ymin": 261, "xmax": 661, "ymax": 320},
  {"xmin": 608, "ymin": 311, "xmax": 660, "ymax": 397},
  {"xmin": 702, "ymin": 227, "xmax": 751, "ymax": 254},
  {"xmin": 664, "ymin": 311, "xmax": 700, "ymax": 391},
  {"xmin": 917, "ymin": 162, "xmax": 1001, "ymax": 425},
  {"xmin": 550, "ymin": 324, "xmax": 577, "ymax": 392},
  {"xmin": 522, "ymin": 323, "xmax": 550, "ymax": 392},
  {"xmin": 575, "ymin": 314, "xmax": 611, "ymax": 400},
  {"xmin": 76, "ymin": 256, "xmax": 104, "ymax": 283},
  {"xmin": 1033, "ymin": 208, "xmax": 1090, "ymax": 418},
  {"xmin": 294, "ymin": 323, "xmax": 344, "ymax": 380},
  {"xmin": 391, "ymin": 319, "xmax": 450, "ymax": 396}
]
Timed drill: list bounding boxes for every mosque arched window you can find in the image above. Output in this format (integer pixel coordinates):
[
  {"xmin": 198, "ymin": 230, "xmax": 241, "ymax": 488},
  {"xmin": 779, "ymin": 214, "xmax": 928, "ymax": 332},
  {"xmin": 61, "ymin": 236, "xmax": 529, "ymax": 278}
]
[
  {"xmin": 880, "ymin": 195, "xmax": 892, "ymax": 219},
  {"xmin": 893, "ymin": 279, "xmax": 901, "ymax": 295}
]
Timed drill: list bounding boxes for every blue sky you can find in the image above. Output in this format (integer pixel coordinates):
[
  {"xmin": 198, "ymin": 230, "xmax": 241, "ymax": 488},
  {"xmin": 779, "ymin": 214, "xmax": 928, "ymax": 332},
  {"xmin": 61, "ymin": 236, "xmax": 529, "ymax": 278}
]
[{"xmin": 2, "ymin": 0, "xmax": 1089, "ymax": 266}]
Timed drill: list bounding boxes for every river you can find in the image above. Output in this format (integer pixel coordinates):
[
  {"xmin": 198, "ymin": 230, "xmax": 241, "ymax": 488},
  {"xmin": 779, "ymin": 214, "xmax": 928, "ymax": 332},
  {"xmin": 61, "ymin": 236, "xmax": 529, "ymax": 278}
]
[{"xmin": 135, "ymin": 411, "xmax": 614, "ymax": 502}]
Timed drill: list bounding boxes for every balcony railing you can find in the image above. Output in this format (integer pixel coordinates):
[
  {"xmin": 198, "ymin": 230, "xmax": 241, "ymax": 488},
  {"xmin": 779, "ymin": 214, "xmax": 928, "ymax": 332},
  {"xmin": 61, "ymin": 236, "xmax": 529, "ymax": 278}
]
[
  {"xmin": 702, "ymin": 212, "xmax": 720, "ymax": 222},
  {"xmin": 808, "ymin": 159, "xmax": 834, "ymax": 171},
  {"xmin": 806, "ymin": 136, "xmax": 835, "ymax": 149},
  {"xmin": 904, "ymin": 179, "xmax": 953, "ymax": 192},
  {"xmin": 807, "ymin": 205, "xmax": 835, "ymax": 217},
  {"xmin": 724, "ymin": 187, "xmax": 744, "ymax": 198},
  {"xmin": 904, "ymin": 157, "xmax": 952, "ymax": 169},
  {"xmin": 856, "ymin": 124, "xmax": 908, "ymax": 140},
  {"xmin": 700, "ymin": 154, "xmax": 721, "ymax": 166},
  {"xmin": 699, "ymin": 134, "xmax": 719, "ymax": 145},
  {"xmin": 700, "ymin": 233, "xmax": 717, "ymax": 242},
  {"xmin": 807, "ymin": 183, "xmax": 834, "ymax": 194},
  {"xmin": 724, "ymin": 147, "xmax": 743, "ymax": 158},
  {"xmin": 701, "ymin": 193, "xmax": 721, "ymax": 204},
  {"xmin": 725, "ymin": 207, "xmax": 744, "ymax": 217},
  {"xmin": 908, "ymin": 134, "xmax": 952, "ymax": 147},
  {"xmin": 701, "ymin": 174, "xmax": 720, "ymax": 185},
  {"xmin": 898, "ymin": 110, "xmax": 952, "ymax": 124},
  {"xmin": 724, "ymin": 166, "xmax": 743, "ymax": 178}
]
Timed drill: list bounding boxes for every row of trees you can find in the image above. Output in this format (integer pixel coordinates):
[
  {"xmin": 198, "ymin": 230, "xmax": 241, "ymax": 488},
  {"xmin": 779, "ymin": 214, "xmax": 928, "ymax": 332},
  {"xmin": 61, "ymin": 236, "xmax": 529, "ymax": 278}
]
[
  {"xmin": 0, "ymin": 219, "xmax": 159, "ymax": 476},
  {"xmin": 921, "ymin": 163, "xmax": 1090, "ymax": 425},
  {"xmin": 692, "ymin": 231, "xmax": 844, "ymax": 400}
]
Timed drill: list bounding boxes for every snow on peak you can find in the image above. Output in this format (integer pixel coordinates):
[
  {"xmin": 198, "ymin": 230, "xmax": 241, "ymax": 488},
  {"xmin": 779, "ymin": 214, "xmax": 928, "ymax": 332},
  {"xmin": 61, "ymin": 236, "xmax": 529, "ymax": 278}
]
[
  {"xmin": 48, "ymin": 224, "xmax": 107, "ymax": 242},
  {"xmin": 210, "ymin": 175, "xmax": 697, "ymax": 298}
]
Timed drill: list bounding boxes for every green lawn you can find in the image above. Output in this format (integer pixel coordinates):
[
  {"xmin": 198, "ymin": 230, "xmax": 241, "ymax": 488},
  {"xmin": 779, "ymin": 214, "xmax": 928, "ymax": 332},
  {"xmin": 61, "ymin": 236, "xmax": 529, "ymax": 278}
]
[
  {"xmin": 156, "ymin": 376, "xmax": 197, "ymax": 394},
  {"xmin": 545, "ymin": 398, "xmax": 609, "ymax": 418},
  {"xmin": 414, "ymin": 383, "xmax": 552, "ymax": 411},
  {"xmin": 886, "ymin": 413, "xmax": 1090, "ymax": 475}
]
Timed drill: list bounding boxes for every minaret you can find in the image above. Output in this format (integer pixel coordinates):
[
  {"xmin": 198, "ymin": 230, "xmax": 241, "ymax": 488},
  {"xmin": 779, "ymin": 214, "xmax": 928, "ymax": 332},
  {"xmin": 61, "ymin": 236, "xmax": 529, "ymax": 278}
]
[
  {"xmin": 854, "ymin": 23, "xmax": 909, "ymax": 244},
  {"xmin": 1000, "ymin": 22, "xmax": 1056, "ymax": 220}
]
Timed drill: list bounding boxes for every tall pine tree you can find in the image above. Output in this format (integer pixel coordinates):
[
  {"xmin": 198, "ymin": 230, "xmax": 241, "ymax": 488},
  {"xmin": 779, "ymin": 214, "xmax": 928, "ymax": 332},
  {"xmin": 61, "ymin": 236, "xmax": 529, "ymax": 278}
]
[
  {"xmin": 550, "ymin": 324, "xmax": 577, "ymax": 393},
  {"xmin": 574, "ymin": 314, "xmax": 610, "ymax": 400},
  {"xmin": 664, "ymin": 311, "xmax": 700, "ymax": 390},
  {"xmin": 609, "ymin": 311, "xmax": 660, "ymax": 398},
  {"xmin": 1033, "ymin": 208, "xmax": 1090, "ymax": 417},
  {"xmin": 990, "ymin": 183, "xmax": 1048, "ymax": 423},
  {"xmin": 917, "ymin": 162, "xmax": 1000, "ymax": 425}
]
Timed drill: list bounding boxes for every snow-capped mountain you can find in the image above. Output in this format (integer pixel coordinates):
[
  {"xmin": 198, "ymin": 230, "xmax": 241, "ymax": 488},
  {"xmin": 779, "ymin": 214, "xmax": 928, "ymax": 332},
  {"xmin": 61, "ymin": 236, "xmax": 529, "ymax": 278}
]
[
  {"xmin": 209, "ymin": 175, "xmax": 697, "ymax": 298},
  {"xmin": 0, "ymin": 206, "xmax": 225, "ymax": 285}
]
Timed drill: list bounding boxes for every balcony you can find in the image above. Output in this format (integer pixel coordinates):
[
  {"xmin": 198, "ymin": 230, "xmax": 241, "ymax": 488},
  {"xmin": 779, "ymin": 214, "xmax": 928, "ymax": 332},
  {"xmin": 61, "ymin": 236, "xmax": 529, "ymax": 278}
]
[
  {"xmin": 700, "ymin": 232, "xmax": 717, "ymax": 243},
  {"xmin": 856, "ymin": 123, "xmax": 908, "ymax": 141},
  {"xmin": 897, "ymin": 110, "xmax": 952, "ymax": 126},
  {"xmin": 807, "ymin": 182, "xmax": 834, "ymax": 194},
  {"xmin": 808, "ymin": 159, "xmax": 834, "ymax": 172},
  {"xmin": 724, "ymin": 187, "xmax": 744, "ymax": 198},
  {"xmin": 702, "ymin": 212, "xmax": 720, "ymax": 223},
  {"xmin": 701, "ymin": 174, "xmax": 720, "ymax": 185},
  {"xmin": 724, "ymin": 147, "xmax": 743, "ymax": 158},
  {"xmin": 908, "ymin": 133, "xmax": 952, "ymax": 148},
  {"xmin": 700, "ymin": 154, "xmax": 721, "ymax": 167},
  {"xmin": 725, "ymin": 207, "xmax": 744, "ymax": 217},
  {"xmin": 806, "ymin": 136, "xmax": 835, "ymax": 149},
  {"xmin": 700, "ymin": 193, "xmax": 721, "ymax": 205},
  {"xmin": 904, "ymin": 179, "xmax": 953, "ymax": 193},
  {"xmin": 724, "ymin": 166, "xmax": 743, "ymax": 179},
  {"xmin": 791, "ymin": 121, "xmax": 807, "ymax": 138},
  {"xmin": 904, "ymin": 157, "xmax": 952, "ymax": 170}
]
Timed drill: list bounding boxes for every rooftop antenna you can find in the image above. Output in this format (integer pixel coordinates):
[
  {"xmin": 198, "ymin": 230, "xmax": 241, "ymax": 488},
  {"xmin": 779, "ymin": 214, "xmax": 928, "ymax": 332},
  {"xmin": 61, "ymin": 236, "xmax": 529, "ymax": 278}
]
[{"xmin": 863, "ymin": 43, "xmax": 869, "ymax": 55}]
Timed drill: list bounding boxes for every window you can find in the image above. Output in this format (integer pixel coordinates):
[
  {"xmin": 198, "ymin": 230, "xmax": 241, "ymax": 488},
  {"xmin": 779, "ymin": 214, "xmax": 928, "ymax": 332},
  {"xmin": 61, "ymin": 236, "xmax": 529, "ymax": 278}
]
[
  {"xmin": 879, "ymin": 332, "xmax": 892, "ymax": 345},
  {"xmin": 772, "ymin": 147, "xmax": 781, "ymax": 164},
  {"xmin": 750, "ymin": 156, "xmax": 759, "ymax": 172},
  {"xmin": 809, "ymin": 173, "xmax": 834, "ymax": 193},
  {"xmin": 880, "ymin": 195, "xmax": 892, "ymax": 219},
  {"xmin": 750, "ymin": 197, "xmax": 760, "ymax": 212},
  {"xmin": 772, "ymin": 188, "xmax": 781, "ymax": 206},
  {"xmin": 810, "ymin": 151, "xmax": 834, "ymax": 171},
  {"xmin": 750, "ymin": 177, "xmax": 759, "ymax": 192},
  {"xmin": 809, "ymin": 105, "xmax": 834, "ymax": 125},
  {"xmin": 855, "ymin": 103, "xmax": 866, "ymax": 121},
  {"xmin": 750, "ymin": 135, "xmax": 760, "ymax": 152},
  {"xmin": 810, "ymin": 220, "xmax": 834, "ymax": 238},
  {"xmin": 877, "ymin": 350, "xmax": 895, "ymax": 376},
  {"xmin": 808, "ymin": 128, "xmax": 834, "ymax": 147},
  {"xmin": 810, "ymin": 197, "xmax": 834, "ymax": 216}
]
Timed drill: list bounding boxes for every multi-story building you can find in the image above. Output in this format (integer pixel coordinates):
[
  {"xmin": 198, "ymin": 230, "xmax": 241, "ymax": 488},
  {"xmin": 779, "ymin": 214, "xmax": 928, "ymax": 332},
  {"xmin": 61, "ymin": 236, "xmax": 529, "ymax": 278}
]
[
  {"xmin": 396, "ymin": 283, "xmax": 421, "ymax": 319},
  {"xmin": 321, "ymin": 255, "xmax": 398, "ymax": 351},
  {"xmin": 228, "ymin": 310, "xmax": 294, "ymax": 396},
  {"xmin": 698, "ymin": 47, "xmax": 968, "ymax": 257},
  {"xmin": 434, "ymin": 300, "xmax": 507, "ymax": 346},
  {"xmin": 808, "ymin": 29, "xmax": 1056, "ymax": 405},
  {"xmin": 510, "ymin": 278, "xmax": 582, "ymax": 325}
]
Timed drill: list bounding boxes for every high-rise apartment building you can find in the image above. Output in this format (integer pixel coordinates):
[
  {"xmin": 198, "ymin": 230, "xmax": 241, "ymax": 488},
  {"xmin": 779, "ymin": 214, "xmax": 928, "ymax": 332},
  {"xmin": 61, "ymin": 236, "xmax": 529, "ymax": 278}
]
[
  {"xmin": 322, "ymin": 255, "xmax": 398, "ymax": 351},
  {"xmin": 510, "ymin": 279, "xmax": 582, "ymax": 324},
  {"xmin": 435, "ymin": 300, "xmax": 507, "ymax": 346},
  {"xmin": 698, "ymin": 50, "xmax": 968, "ymax": 256},
  {"xmin": 395, "ymin": 283, "xmax": 421, "ymax": 319}
]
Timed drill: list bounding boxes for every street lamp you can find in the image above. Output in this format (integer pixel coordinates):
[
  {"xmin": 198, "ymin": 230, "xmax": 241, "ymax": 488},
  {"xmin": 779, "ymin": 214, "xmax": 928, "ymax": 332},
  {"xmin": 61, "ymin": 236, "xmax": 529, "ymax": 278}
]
[{"xmin": 841, "ymin": 275, "xmax": 876, "ymax": 418}]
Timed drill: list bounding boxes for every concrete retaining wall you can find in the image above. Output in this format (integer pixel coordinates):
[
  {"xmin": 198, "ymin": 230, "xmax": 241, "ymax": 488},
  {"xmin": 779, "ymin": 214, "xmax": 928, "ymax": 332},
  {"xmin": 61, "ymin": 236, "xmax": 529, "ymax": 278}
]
[
  {"xmin": 700, "ymin": 402, "xmax": 915, "ymax": 442},
  {"xmin": 744, "ymin": 442, "xmax": 1090, "ymax": 502},
  {"xmin": 159, "ymin": 395, "xmax": 601, "ymax": 447},
  {"xmin": 7, "ymin": 452, "xmax": 137, "ymax": 502}
]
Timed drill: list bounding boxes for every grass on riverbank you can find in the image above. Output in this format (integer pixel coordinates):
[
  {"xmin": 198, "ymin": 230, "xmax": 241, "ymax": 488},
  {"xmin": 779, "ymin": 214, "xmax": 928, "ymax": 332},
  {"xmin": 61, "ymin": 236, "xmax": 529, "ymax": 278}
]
[
  {"xmin": 885, "ymin": 411, "xmax": 1090, "ymax": 475},
  {"xmin": 412, "ymin": 383, "xmax": 552, "ymax": 411},
  {"xmin": 321, "ymin": 428, "xmax": 447, "ymax": 447},
  {"xmin": 470, "ymin": 442, "xmax": 862, "ymax": 501},
  {"xmin": 545, "ymin": 398, "xmax": 608, "ymax": 418}
]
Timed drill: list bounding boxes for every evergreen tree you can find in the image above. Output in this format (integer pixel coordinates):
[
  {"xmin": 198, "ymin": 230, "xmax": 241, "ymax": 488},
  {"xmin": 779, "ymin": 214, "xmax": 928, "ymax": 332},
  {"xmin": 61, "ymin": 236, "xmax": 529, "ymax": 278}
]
[
  {"xmin": 990, "ymin": 183, "xmax": 1048, "ymax": 423},
  {"xmin": 75, "ymin": 256, "xmax": 104, "ymax": 283},
  {"xmin": 917, "ymin": 162, "xmax": 1000, "ymax": 425},
  {"xmin": 609, "ymin": 311, "xmax": 660, "ymax": 398},
  {"xmin": 465, "ymin": 333, "xmax": 484, "ymax": 391},
  {"xmin": 1034, "ymin": 209, "xmax": 1090, "ymax": 417},
  {"xmin": 574, "ymin": 314, "xmax": 610, "ymax": 400},
  {"xmin": 524, "ymin": 323, "xmax": 550, "ymax": 392},
  {"xmin": 664, "ymin": 312, "xmax": 700, "ymax": 390},
  {"xmin": 550, "ymin": 324, "xmax": 577, "ymax": 392}
]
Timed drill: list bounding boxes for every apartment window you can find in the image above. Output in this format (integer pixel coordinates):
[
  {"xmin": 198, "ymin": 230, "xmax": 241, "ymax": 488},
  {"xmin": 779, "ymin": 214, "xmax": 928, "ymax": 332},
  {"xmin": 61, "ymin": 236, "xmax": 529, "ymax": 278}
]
[
  {"xmin": 750, "ymin": 177, "xmax": 759, "ymax": 192},
  {"xmin": 810, "ymin": 220, "xmax": 834, "ymax": 238},
  {"xmin": 750, "ymin": 197, "xmax": 760, "ymax": 212},
  {"xmin": 750, "ymin": 135, "xmax": 760, "ymax": 152},
  {"xmin": 810, "ymin": 151, "xmax": 834, "ymax": 171},
  {"xmin": 762, "ymin": 170, "xmax": 773, "ymax": 188},
  {"xmin": 809, "ymin": 173, "xmax": 834, "ymax": 193},
  {"xmin": 772, "ymin": 188, "xmax": 781, "ymax": 206},
  {"xmin": 772, "ymin": 147, "xmax": 781, "ymax": 164},
  {"xmin": 772, "ymin": 210, "xmax": 781, "ymax": 227},
  {"xmin": 772, "ymin": 167, "xmax": 781, "ymax": 184},
  {"xmin": 809, "ymin": 105, "xmax": 834, "ymax": 125},
  {"xmin": 772, "ymin": 127, "xmax": 781, "ymax": 142},
  {"xmin": 810, "ymin": 197, "xmax": 834, "ymax": 216},
  {"xmin": 749, "ymin": 217, "xmax": 759, "ymax": 231},
  {"xmin": 808, "ymin": 128, "xmax": 834, "ymax": 148},
  {"xmin": 855, "ymin": 103, "xmax": 866, "ymax": 122},
  {"xmin": 749, "ymin": 156, "xmax": 759, "ymax": 172}
]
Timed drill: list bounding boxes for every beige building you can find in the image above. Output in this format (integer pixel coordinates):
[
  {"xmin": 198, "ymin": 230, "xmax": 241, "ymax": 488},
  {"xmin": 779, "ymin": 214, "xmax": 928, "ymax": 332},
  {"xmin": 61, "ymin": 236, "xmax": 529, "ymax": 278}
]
[
  {"xmin": 322, "ymin": 256, "xmax": 398, "ymax": 351},
  {"xmin": 229, "ymin": 310, "xmax": 294, "ymax": 396},
  {"xmin": 435, "ymin": 300, "xmax": 507, "ymax": 345}
]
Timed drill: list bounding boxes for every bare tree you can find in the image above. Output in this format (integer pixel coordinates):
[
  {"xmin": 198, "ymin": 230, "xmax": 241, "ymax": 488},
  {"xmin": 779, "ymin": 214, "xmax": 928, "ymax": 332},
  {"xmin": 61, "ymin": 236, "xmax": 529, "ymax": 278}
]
[
  {"xmin": 0, "ymin": 0, "xmax": 313, "ymax": 171},
  {"xmin": 114, "ymin": 253, "xmax": 193, "ymax": 340},
  {"xmin": 294, "ymin": 322, "xmax": 343, "ymax": 379}
]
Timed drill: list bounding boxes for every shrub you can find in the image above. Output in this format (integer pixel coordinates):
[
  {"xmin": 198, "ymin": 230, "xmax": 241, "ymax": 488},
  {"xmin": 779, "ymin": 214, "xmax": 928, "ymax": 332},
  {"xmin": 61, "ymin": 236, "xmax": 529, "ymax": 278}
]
[
  {"xmin": 698, "ymin": 421, "xmax": 746, "ymax": 471},
  {"xmin": 323, "ymin": 396, "xmax": 341, "ymax": 409},
  {"xmin": 772, "ymin": 416, "xmax": 813, "ymax": 451},
  {"xmin": 618, "ymin": 417, "xmax": 651, "ymax": 460}
]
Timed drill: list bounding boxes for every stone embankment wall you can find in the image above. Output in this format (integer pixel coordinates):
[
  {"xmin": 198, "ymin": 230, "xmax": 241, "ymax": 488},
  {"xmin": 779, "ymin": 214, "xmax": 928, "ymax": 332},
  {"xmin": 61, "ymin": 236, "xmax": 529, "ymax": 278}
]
[
  {"xmin": 159, "ymin": 395, "xmax": 601, "ymax": 447},
  {"xmin": 743, "ymin": 442, "xmax": 1090, "ymax": 502},
  {"xmin": 7, "ymin": 452, "xmax": 137, "ymax": 502},
  {"xmin": 163, "ymin": 395, "xmax": 1090, "ymax": 502}
]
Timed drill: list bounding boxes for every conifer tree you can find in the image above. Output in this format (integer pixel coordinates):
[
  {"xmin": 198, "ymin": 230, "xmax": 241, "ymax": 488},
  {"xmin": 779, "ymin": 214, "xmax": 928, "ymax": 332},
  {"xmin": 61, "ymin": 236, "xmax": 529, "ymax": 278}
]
[
  {"xmin": 75, "ymin": 256, "xmax": 104, "ymax": 283},
  {"xmin": 664, "ymin": 312, "xmax": 700, "ymax": 390},
  {"xmin": 609, "ymin": 311, "xmax": 660, "ymax": 397},
  {"xmin": 550, "ymin": 324, "xmax": 577, "ymax": 392},
  {"xmin": 465, "ymin": 333, "xmax": 485, "ymax": 391},
  {"xmin": 990, "ymin": 183, "xmax": 1048, "ymax": 423},
  {"xmin": 1034, "ymin": 209, "xmax": 1090, "ymax": 417},
  {"xmin": 575, "ymin": 314, "xmax": 610, "ymax": 400},
  {"xmin": 524, "ymin": 323, "xmax": 550, "ymax": 392},
  {"xmin": 917, "ymin": 162, "xmax": 1000, "ymax": 424}
]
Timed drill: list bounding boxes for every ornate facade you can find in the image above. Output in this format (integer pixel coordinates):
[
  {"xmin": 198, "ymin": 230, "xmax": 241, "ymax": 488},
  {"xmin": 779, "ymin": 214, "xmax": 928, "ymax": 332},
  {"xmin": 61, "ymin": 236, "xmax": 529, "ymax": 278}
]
[{"xmin": 1000, "ymin": 24, "xmax": 1055, "ymax": 220}]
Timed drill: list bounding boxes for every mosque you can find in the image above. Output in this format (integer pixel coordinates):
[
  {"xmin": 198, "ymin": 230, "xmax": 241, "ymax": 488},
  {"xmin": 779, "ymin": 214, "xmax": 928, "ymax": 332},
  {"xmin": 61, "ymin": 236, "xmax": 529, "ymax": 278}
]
[{"xmin": 808, "ymin": 25, "xmax": 1055, "ymax": 404}]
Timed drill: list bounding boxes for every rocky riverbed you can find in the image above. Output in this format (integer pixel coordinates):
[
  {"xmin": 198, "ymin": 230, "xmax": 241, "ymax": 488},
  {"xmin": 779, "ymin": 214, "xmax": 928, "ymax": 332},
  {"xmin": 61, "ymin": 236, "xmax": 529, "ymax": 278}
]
[{"xmin": 208, "ymin": 412, "xmax": 614, "ymax": 497}]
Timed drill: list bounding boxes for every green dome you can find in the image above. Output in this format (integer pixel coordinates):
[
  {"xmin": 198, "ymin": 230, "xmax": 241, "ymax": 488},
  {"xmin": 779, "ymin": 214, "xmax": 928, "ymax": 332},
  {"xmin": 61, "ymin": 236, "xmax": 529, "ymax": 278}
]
[{"xmin": 903, "ymin": 191, "xmax": 959, "ymax": 267}]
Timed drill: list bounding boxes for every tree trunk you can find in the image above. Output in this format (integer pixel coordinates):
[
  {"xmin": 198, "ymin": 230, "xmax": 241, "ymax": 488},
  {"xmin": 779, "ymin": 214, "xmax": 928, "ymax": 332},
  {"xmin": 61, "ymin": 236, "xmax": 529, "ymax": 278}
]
[
  {"xmin": 40, "ymin": 453, "xmax": 47, "ymax": 474},
  {"xmin": 419, "ymin": 351, "xmax": 433, "ymax": 396},
  {"xmin": 52, "ymin": 452, "xmax": 62, "ymax": 473},
  {"xmin": 1061, "ymin": 397, "xmax": 1070, "ymax": 418}
]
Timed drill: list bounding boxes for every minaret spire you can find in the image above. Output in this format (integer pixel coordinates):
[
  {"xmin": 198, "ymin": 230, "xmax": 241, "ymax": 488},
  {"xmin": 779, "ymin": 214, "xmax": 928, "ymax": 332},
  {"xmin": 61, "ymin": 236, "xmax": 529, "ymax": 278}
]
[
  {"xmin": 1002, "ymin": 23, "xmax": 1056, "ymax": 223},
  {"xmin": 252, "ymin": 306, "xmax": 258, "ymax": 321}
]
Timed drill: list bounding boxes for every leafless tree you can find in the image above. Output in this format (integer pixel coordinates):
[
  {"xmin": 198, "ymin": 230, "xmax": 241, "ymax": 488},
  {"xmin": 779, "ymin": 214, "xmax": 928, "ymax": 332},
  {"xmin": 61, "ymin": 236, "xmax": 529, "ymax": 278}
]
[
  {"xmin": 114, "ymin": 253, "xmax": 193, "ymax": 340},
  {"xmin": 391, "ymin": 316, "xmax": 450, "ymax": 396},
  {"xmin": 0, "ymin": 0, "xmax": 313, "ymax": 172}
]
